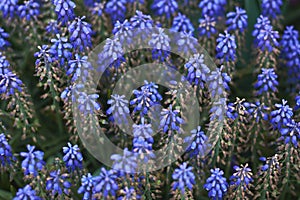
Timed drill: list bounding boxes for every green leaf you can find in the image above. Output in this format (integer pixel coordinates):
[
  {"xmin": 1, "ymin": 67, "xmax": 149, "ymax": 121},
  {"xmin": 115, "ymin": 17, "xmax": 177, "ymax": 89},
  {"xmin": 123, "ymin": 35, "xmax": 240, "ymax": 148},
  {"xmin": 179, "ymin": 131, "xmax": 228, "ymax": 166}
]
[{"xmin": 0, "ymin": 189, "xmax": 12, "ymax": 200}]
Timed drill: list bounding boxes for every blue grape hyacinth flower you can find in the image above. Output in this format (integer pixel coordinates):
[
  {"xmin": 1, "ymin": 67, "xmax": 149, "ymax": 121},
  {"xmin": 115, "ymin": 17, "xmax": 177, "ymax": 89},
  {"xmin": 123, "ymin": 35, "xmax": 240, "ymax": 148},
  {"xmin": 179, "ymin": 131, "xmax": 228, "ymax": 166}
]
[
  {"xmin": 106, "ymin": 94, "xmax": 130, "ymax": 123},
  {"xmin": 0, "ymin": 71, "xmax": 23, "ymax": 96},
  {"xmin": 255, "ymin": 25, "xmax": 280, "ymax": 52},
  {"xmin": 111, "ymin": 148, "xmax": 137, "ymax": 173},
  {"xmin": 160, "ymin": 105, "xmax": 184, "ymax": 133},
  {"xmin": 78, "ymin": 173, "xmax": 96, "ymax": 200},
  {"xmin": 18, "ymin": 0, "xmax": 40, "ymax": 21},
  {"xmin": 199, "ymin": 0, "xmax": 227, "ymax": 18},
  {"xmin": 148, "ymin": 28, "xmax": 171, "ymax": 61},
  {"xmin": 261, "ymin": 0, "xmax": 282, "ymax": 19},
  {"xmin": 0, "ymin": 0, "xmax": 18, "ymax": 18},
  {"xmin": 50, "ymin": 34, "xmax": 73, "ymax": 67},
  {"xmin": 226, "ymin": 7, "xmax": 248, "ymax": 33},
  {"xmin": 0, "ymin": 53, "xmax": 11, "ymax": 75},
  {"xmin": 93, "ymin": 167, "xmax": 118, "ymax": 197},
  {"xmin": 172, "ymin": 162, "xmax": 195, "ymax": 194},
  {"xmin": 46, "ymin": 169, "xmax": 71, "ymax": 196},
  {"xmin": 230, "ymin": 163, "xmax": 253, "ymax": 190},
  {"xmin": 198, "ymin": 15, "xmax": 217, "ymax": 38},
  {"xmin": 184, "ymin": 126, "xmax": 209, "ymax": 157},
  {"xmin": 280, "ymin": 26, "xmax": 299, "ymax": 59},
  {"xmin": 171, "ymin": 13, "xmax": 194, "ymax": 33},
  {"xmin": 13, "ymin": 185, "xmax": 41, "ymax": 200},
  {"xmin": 176, "ymin": 31, "xmax": 198, "ymax": 54},
  {"xmin": 53, "ymin": 0, "xmax": 76, "ymax": 25},
  {"xmin": 151, "ymin": 0, "xmax": 178, "ymax": 19},
  {"xmin": 77, "ymin": 92, "xmax": 101, "ymax": 115},
  {"xmin": 252, "ymin": 15, "xmax": 271, "ymax": 39},
  {"xmin": 63, "ymin": 142, "xmax": 83, "ymax": 172},
  {"xmin": 270, "ymin": 99, "xmax": 293, "ymax": 129},
  {"xmin": 130, "ymin": 87, "xmax": 157, "ymax": 116},
  {"xmin": 243, "ymin": 101, "xmax": 268, "ymax": 122},
  {"xmin": 105, "ymin": 0, "xmax": 127, "ymax": 24},
  {"xmin": 67, "ymin": 54, "xmax": 92, "ymax": 82},
  {"xmin": 184, "ymin": 53, "xmax": 210, "ymax": 88},
  {"xmin": 216, "ymin": 31, "xmax": 237, "ymax": 63},
  {"xmin": 0, "ymin": 133, "xmax": 15, "ymax": 168},
  {"xmin": 254, "ymin": 68, "xmax": 278, "ymax": 95},
  {"xmin": 20, "ymin": 145, "xmax": 45, "ymax": 176},
  {"xmin": 68, "ymin": 16, "xmax": 93, "ymax": 52},
  {"xmin": 34, "ymin": 45, "xmax": 53, "ymax": 66},
  {"xmin": 279, "ymin": 120, "xmax": 300, "ymax": 147},
  {"xmin": 112, "ymin": 20, "xmax": 133, "ymax": 44},
  {"xmin": 204, "ymin": 168, "xmax": 228, "ymax": 200},
  {"xmin": 0, "ymin": 28, "xmax": 10, "ymax": 50},
  {"xmin": 133, "ymin": 120, "xmax": 154, "ymax": 142}
]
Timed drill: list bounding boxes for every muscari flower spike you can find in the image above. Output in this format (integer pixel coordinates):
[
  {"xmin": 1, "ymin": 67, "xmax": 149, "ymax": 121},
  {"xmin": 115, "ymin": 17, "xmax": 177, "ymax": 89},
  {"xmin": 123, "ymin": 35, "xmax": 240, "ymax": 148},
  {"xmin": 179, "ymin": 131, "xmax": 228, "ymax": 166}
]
[
  {"xmin": 148, "ymin": 28, "xmax": 171, "ymax": 61},
  {"xmin": 18, "ymin": 0, "xmax": 40, "ymax": 21},
  {"xmin": 20, "ymin": 145, "xmax": 45, "ymax": 176},
  {"xmin": 216, "ymin": 31, "xmax": 237, "ymax": 63},
  {"xmin": 198, "ymin": 15, "xmax": 217, "ymax": 38},
  {"xmin": 91, "ymin": 2, "xmax": 104, "ymax": 17},
  {"xmin": 171, "ymin": 13, "xmax": 194, "ymax": 33},
  {"xmin": 259, "ymin": 155, "xmax": 280, "ymax": 172},
  {"xmin": 254, "ymin": 68, "xmax": 278, "ymax": 95},
  {"xmin": 0, "ymin": 28, "xmax": 10, "ymax": 50},
  {"xmin": 226, "ymin": 7, "xmax": 248, "ymax": 33},
  {"xmin": 13, "ymin": 185, "xmax": 41, "ymax": 200},
  {"xmin": 261, "ymin": 0, "xmax": 283, "ymax": 19},
  {"xmin": 176, "ymin": 31, "xmax": 198, "ymax": 54},
  {"xmin": 270, "ymin": 99, "xmax": 293, "ymax": 129},
  {"xmin": 142, "ymin": 81, "xmax": 162, "ymax": 102},
  {"xmin": 130, "ymin": 87, "xmax": 156, "ymax": 116},
  {"xmin": 160, "ymin": 105, "xmax": 184, "ymax": 133},
  {"xmin": 184, "ymin": 126, "xmax": 209, "ymax": 157},
  {"xmin": 93, "ymin": 167, "xmax": 118, "ymax": 197},
  {"xmin": 184, "ymin": 53, "xmax": 210, "ymax": 88},
  {"xmin": 105, "ymin": 0, "xmax": 127, "ymax": 24},
  {"xmin": 243, "ymin": 101, "xmax": 268, "ymax": 122},
  {"xmin": 133, "ymin": 120, "xmax": 154, "ymax": 142},
  {"xmin": 204, "ymin": 168, "xmax": 228, "ymax": 200},
  {"xmin": 78, "ymin": 173, "xmax": 95, "ymax": 200},
  {"xmin": 230, "ymin": 163, "xmax": 253, "ymax": 190},
  {"xmin": 112, "ymin": 20, "xmax": 133, "ymax": 44},
  {"xmin": 207, "ymin": 67, "xmax": 231, "ymax": 98},
  {"xmin": 255, "ymin": 25, "xmax": 280, "ymax": 52},
  {"xmin": 172, "ymin": 162, "xmax": 195, "ymax": 194},
  {"xmin": 0, "ymin": 133, "xmax": 15, "ymax": 168},
  {"xmin": 132, "ymin": 136, "xmax": 155, "ymax": 162},
  {"xmin": 53, "ymin": 0, "xmax": 76, "ymax": 25},
  {"xmin": 0, "ymin": 71, "xmax": 23, "ymax": 96},
  {"xmin": 0, "ymin": 0, "xmax": 18, "ymax": 18},
  {"xmin": 67, "ymin": 54, "xmax": 92, "ymax": 82},
  {"xmin": 62, "ymin": 142, "xmax": 83, "ymax": 172},
  {"xmin": 77, "ymin": 92, "xmax": 101, "ymax": 115},
  {"xmin": 280, "ymin": 26, "xmax": 299, "ymax": 59},
  {"xmin": 199, "ymin": 0, "xmax": 227, "ymax": 18},
  {"xmin": 279, "ymin": 119, "xmax": 300, "ymax": 147},
  {"xmin": 68, "ymin": 16, "xmax": 93, "ymax": 52},
  {"xmin": 46, "ymin": 169, "xmax": 71, "ymax": 196},
  {"xmin": 99, "ymin": 37, "xmax": 125, "ymax": 69},
  {"xmin": 111, "ymin": 148, "xmax": 137, "ymax": 173},
  {"xmin": 106, "ymin": 94, "xmax": 130, "ymax": 123},
  {"xmin": 0, "ymin": 53, "xmax": 10, "ymax": 74},
  {"xmin": 46, "ymin": 20, "xmax": 61, "ymax": 34},
  {"xmin": 50, "ymin": 34, "xmax": 73, "ymax": 67},
  {"xmin": 151, "ymin": 0, "xmax": 178, "ymax": 19},
  {"xmin": 252, "ymin": 15, "xmax": 271, "ymax": 39}
]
